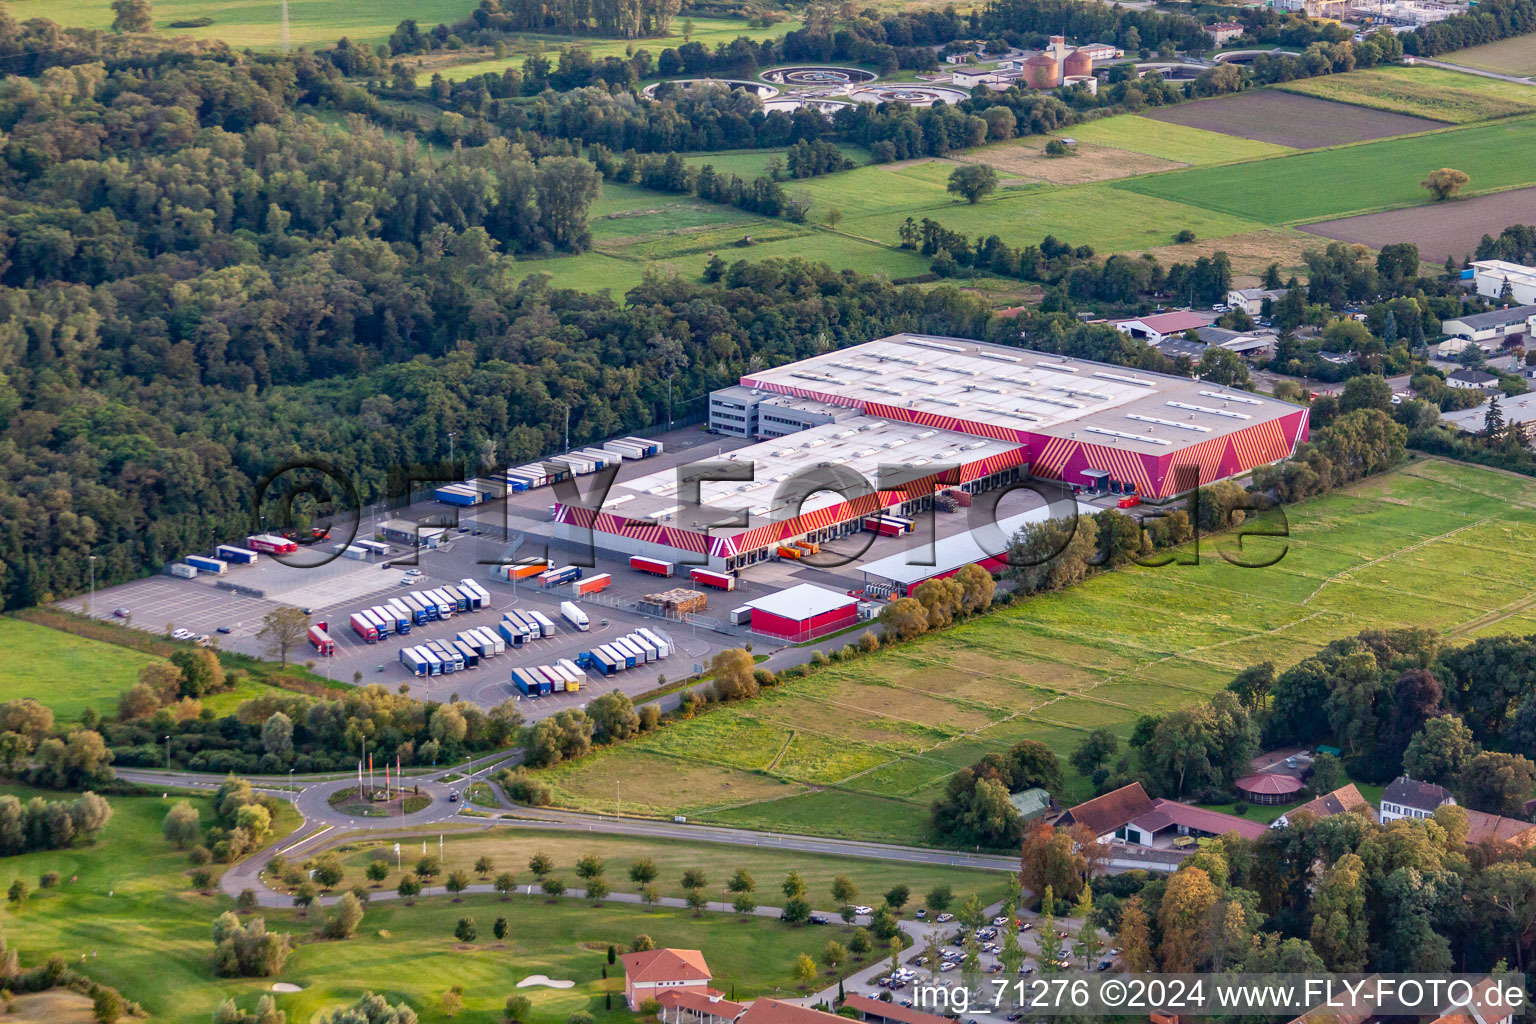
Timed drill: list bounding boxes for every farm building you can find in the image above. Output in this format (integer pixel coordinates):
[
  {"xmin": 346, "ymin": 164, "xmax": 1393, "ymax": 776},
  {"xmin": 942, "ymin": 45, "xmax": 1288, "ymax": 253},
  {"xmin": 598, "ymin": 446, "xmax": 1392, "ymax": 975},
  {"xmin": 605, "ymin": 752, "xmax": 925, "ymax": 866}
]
[
  {"xmin": 1272, "ymin": 784, "xmax": 1375, "ymax": 828},
  {"xmin": 555, "ymin": 334, "xmax": 1308, "ymax": 570},
  {"xmin": 743, "ymin": 584, "xmax": 858, "ymax": 641},
  {"xmin": 1235, "ymin": 772, "xmax": 1304, "ymax": 805}
]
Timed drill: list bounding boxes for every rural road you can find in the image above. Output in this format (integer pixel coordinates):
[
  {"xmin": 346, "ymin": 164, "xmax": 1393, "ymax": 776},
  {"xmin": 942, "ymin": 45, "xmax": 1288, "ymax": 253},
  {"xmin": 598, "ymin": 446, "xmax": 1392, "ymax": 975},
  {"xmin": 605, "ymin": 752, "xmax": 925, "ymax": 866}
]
[
  {"xmin": 1409, "ymin": 56, "xmax": 1535, "ymax": 84},
  {"xmin": 120, "ymin": 757, "xmax": 1018, "ymax": 914}
]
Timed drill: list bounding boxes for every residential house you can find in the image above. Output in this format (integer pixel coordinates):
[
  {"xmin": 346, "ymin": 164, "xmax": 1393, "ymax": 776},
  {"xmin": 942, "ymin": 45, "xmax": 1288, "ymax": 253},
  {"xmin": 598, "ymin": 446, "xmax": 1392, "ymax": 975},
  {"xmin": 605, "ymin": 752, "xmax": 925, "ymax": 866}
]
[
  {"xmin": 1438, "ymin": 304, "xmax": 1536, "ymax": 352},
  {"xmin": 1226, "ymin": 287, "xmax": 1287, "ymax": 316},
  {"xmin": 1425, "ymin": 977, "xmax": 1520, "ymax": 1024},
  {"xmin": 1447, "ymin": 368, "xmax": 1499, "ymax": 390},
  {"xmin": 1206, "ymin": 20, "xmax": 1246, "ymax": 43},
  {"xmin": 945, "ymin": 52, "xmax": 975, "ymax": 64},
  {"xmin": 1272, "ymin": 784, "xmax": 1375, "ymax": 828},
  {"xmin": 620, "ymin": 948, "xmax": 714, "ymax": 1011},
  {"xmin": 1379, "ymin": 776, "xmax": 1454, "ymax": 822},
  {"xmin": 1113, "ymin": 311, "xmax": 1216, "ymax": 345},
  {"xmin": 1440, "ymin": 391, "xmax": 1536, "ymax": 439}
]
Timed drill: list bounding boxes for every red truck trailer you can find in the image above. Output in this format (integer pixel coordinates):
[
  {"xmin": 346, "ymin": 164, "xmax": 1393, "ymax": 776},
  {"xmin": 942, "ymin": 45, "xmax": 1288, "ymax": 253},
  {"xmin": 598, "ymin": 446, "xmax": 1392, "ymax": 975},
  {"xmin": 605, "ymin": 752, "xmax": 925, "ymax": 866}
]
[
  {"xmin": 629, "ymin": 555, "xmax": 674, "ymax": 577},
  {"xmin": 690, "ymin": 568, "xmax": 737, "ymax": 591},
  {"xmin": 574, "ymin": 573, "xmax": 612, "ymax": 595}
]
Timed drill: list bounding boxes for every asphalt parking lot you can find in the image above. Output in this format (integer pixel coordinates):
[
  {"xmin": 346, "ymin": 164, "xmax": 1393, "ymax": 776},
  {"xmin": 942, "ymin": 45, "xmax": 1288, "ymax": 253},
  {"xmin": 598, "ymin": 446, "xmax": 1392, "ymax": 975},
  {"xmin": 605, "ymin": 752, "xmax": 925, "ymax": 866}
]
[{"xmin": 57, "ymin": 423, "xmax": 1068, "ymax": 714}]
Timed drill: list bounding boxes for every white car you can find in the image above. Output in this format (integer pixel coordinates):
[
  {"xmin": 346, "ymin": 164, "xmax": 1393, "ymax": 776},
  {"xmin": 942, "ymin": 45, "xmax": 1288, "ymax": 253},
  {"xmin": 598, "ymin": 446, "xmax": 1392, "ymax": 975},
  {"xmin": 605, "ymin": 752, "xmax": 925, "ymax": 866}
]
[
  {"xmin": 404, "ymin": 568, "xmax": 423, "ymax": 576},
  {"xmin": 992, "ymin": 916, "xmax": 1010, "ymax": 926},
  {"xmin": 852, "ymin": 905, "xmax": 873, "ymax": 915},
  {"xmin": 399, "ymin": 577, "xmax": 416, "ymax": 586},
  {"xmin": 172, "ymin": 628, "xmax": 193, "ymax": 640},
  {"xmin": 937, "ymin": 913, "xmax": 954, "ymax": 923}
]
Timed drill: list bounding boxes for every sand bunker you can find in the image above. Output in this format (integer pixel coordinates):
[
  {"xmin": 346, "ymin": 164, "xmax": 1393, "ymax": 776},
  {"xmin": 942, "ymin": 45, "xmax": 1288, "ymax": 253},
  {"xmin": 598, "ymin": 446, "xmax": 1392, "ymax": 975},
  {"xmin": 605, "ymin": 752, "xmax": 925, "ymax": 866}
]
[
  {"xmin": 517, "ymin": 975, "xmax": 575, "ymax": 989},
  {"xmin": 270, "ymin": 983, "xmax": 303, "ymax": 993}
]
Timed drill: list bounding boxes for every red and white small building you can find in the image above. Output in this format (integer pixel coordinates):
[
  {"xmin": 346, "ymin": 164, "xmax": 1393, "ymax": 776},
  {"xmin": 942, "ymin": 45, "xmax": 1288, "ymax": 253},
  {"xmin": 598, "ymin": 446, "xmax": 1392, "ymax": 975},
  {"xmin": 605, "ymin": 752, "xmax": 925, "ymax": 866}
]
[
  {"xmin": 1112, "ymin": 311, "xmax": 1216, "ymax": 345},
  {"xmin": 744, "ymin": 584, "xmax": 858, "ymax": 642},
  {"xmin": 620, "ymin": 948, "xmax": 714, "ymax": 1011}
]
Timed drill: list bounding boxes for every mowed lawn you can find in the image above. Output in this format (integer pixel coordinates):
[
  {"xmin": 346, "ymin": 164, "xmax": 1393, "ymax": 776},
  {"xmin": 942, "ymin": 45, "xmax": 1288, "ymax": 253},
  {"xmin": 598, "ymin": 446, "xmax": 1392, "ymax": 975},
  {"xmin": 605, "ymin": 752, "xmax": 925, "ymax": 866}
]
[
  {"xmin": 1118, "ymin": 115, "xmax": 1536, "ymax": 224},
  {"xmin": 329, "ymin": 828, "xmax": 1008, "ymax": 910},
  {"xmin": 0, "ymin": 785, "xmax": 302, "ymax": 1024},
  {"xmin": 0, "ymin": 617, "xmax": 163, "ymax": 723},
  {"xmin": 535, "ymin": 459, "xmax": 1536, "ymax": 841},
  {"xmin": 0, "ymin": 783, "xmax": 917, "ymax": 1024},
  {"xmin": 24, "ymin": 0, "xmax": 476, "ymax": 49},
  {"xmin": 1065, "ymin": 114, "xmax": 1292, "ymax": 164},
  {"xmin": 1275, "ymin": 66, "xmax": 1536, "ymax": 124}
]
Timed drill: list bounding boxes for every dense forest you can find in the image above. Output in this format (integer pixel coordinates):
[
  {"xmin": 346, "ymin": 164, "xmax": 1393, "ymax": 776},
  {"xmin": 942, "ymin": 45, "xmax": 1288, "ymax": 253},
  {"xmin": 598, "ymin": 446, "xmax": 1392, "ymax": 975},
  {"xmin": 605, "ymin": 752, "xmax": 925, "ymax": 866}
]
[{"xmin": 0, "ymin": 21, "xmax": 1018, "ymax": 608}]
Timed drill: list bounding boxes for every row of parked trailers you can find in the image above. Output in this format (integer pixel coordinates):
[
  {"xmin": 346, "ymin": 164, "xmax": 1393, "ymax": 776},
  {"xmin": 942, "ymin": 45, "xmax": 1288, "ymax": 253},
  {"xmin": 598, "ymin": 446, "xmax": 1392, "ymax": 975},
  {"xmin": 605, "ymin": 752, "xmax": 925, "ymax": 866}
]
[
  {"xmin": 575, "ymin": 628, "xmax": 673, "ymax": 677},
  {"xmin": 510, "ymin": 661, "xmax": 584, "ymax": 695},
  {"xmin": 504, "ymin": 437, "xmax": 663, "ymax": 493},
  {"xmin": 626, "ymin": 556, "xmax": 736, "ymax": 591},
  {"xmin": 497, "ymin": 608, "xmax": 557, "ymax": 647},
  {"xmin": 349, "ymin": 579, "xmax": 492, "ymax": 643},
  {"xmin": 168, "ymin": 540, "xmax": 268, "ymax": 579}
]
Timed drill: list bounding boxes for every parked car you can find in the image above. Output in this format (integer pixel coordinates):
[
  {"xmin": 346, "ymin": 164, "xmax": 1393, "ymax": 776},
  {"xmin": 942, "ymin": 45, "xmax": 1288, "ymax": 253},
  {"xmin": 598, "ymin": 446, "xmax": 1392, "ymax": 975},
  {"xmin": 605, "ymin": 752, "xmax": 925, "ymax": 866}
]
[
  {"xmin": 113, "ymin": 607, "xmax": 130, "ymax": 618},
  {"xmin": 916, "ymin": 909, "xmax": 927, "ymax": 919},
  {"xmin": 405, "ymin": 568, "xmax": 423, "ymax": 575},
  {"xmin": 810, "ymin": 915, "xmax": 829, "ymax": 925},
  {"xmin": 939, "ymin": 963, "xmax": 957, "ymax": 973},
  {"xmin": 852, "ymin": 905, "xmax": 873, "ymax": 915},
  {"xmin": 992, "ymin": 916, "xmax": 1009, "ymax": 926},
  {"xmin": 937, "ymin": 913, "xmax": 954, "ymax": 923},
  {"xmin": 216, "ymin": 626, "xmax": 232, "ymax": 634}
]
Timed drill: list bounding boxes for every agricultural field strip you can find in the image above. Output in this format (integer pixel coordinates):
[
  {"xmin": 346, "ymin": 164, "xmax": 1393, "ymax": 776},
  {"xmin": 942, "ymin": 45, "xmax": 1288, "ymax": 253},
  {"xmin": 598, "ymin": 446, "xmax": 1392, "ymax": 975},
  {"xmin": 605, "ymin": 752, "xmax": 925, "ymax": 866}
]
[
  {"xmin": 632, "ymin": 497, "xmax": 1519, "ymax": 792},
  {"xmin": 1115, "ymin": 114, "xmax": 1536, "ymax": 225}
]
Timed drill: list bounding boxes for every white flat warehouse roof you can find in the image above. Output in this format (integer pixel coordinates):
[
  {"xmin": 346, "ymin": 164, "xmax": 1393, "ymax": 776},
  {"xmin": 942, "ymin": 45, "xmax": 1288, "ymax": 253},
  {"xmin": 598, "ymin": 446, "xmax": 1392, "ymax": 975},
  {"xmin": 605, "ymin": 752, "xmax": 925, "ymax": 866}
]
[
  {"xmin": 859, "ymin": 500, "xmax": 1100, "ymax": 587},
  {"xmin": 744, "ymin": 583, "xmax": 855, "ymax": 621}
]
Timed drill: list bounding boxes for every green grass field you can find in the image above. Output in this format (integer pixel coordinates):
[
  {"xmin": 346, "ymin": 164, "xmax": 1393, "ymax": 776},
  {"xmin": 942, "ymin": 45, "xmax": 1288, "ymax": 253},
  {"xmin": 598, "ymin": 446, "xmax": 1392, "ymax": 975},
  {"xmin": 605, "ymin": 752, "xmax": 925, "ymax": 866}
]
[
  {"xmin": 327, "ymin": 827, "xmax": 1006, "ymax": 910},
  {"xmin": 1438, "ymin": 36, "xmax": 1536, "ymax": 77},
  {"xmin": 523, "ymin": 182, "xmax": 930, "ymax": 293},
  {"xmin": 1274, "ymin": 66, "xmax": 1536, "ymax": 124},
  {"xmin": 534, "ymin": 459, "xmax": 1536, "ymax": 839},
  {"xmin": 1065, "ymin": 114, "xmax": 1293, "ymax": 164},
  {"xmin": 0, "ymin": 617, "xmax": 165, "ymax": 723},
  {"xmin": 0, "ymin": 784, "xmax": 954, "ymax": 1024},
  {"xmin": 23, "ymin": 0, "xmax": 475, "ymax": 49},
  {"xmin": 0, "ymin": 784, "xmax": 302, "ymax": 1023},
  {"xmin": 438, "ymin": 16, "xmax": 799, "ymax": 81},
  {"xmin": 1117, "ymin": 115, "xmax": 1536, "ymax": 224}
]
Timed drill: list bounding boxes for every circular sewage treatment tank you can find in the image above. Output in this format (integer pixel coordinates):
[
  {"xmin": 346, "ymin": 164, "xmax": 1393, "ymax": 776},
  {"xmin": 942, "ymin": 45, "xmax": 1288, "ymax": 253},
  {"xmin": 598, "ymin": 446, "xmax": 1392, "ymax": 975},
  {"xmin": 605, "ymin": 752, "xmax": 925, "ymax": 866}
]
[
  {"xmin": 640, "ymin": 78, "xmax": 780, "ymax": 100},
  {"xmin": 760, "ymin": 65, "xmax": 878, "ymax": 87},
  {"xmin": 846, "ymin": 85, "xmax": 970, "ymax": 107}
]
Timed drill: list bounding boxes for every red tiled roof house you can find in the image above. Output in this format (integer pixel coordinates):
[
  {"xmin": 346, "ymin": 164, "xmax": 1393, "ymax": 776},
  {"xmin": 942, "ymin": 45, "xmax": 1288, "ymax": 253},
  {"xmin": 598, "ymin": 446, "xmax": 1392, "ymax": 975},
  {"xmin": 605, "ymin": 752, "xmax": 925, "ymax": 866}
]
[{"xmin": 621, "ymin": 948, "xmax": 713, "ymax": 1011}]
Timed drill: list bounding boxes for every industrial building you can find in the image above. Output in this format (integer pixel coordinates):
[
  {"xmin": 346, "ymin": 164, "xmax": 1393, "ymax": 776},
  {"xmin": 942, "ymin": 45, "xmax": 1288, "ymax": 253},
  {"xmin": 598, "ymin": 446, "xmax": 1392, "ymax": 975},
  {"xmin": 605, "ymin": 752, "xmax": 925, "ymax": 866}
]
[
  {"xmin": 741, "ymin": 584, "xmax": 858, "ymax": 641},
  {"xmin": 553, "ymin": 334, "xmax": 1308, "ymax": 572},
  {"xmin": 1471, "ymin": 259, "xmax": 1536, "ymax": 305}
]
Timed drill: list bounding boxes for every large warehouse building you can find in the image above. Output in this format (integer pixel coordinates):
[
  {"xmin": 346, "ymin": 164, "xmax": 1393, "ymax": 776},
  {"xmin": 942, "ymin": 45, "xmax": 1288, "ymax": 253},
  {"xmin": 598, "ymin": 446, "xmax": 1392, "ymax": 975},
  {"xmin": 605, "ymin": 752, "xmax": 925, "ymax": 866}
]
[{"xmin": 555, "ymin": 334, "xmax": 1308, "ymax": 572}]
